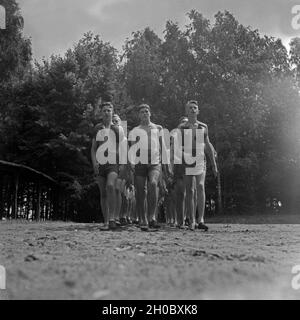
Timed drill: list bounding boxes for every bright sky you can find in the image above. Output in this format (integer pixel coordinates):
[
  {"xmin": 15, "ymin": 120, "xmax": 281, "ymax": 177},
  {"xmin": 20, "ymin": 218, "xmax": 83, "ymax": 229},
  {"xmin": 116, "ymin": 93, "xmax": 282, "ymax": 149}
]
[{"xmin": 19, "ymin": 0, "xmax": 300, "ymax": 61}]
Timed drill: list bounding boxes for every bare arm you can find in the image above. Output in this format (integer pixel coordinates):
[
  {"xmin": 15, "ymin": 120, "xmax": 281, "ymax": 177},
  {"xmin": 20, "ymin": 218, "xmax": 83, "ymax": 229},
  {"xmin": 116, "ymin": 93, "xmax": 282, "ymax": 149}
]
[
  {"xmin": 91, "ymin": 138, "xmax": 99, "ymax": 175},
  {"xmin": 205, "ymin": 142, "xmax": 217, "ymax": 160},
  {"xmin": 204, "ymin": 127, "xmax": 218, "ymax": 177},
  {"xmin": 159, "ymin": 126, "xmax": 171, "ymax": 176},
  {"xmin": 127, "ymin": 128, "xmax": 136, "ymax": 173},
  {"xmin": 169, "ymin": 135, "xmax": 175, "ymax": 173}
]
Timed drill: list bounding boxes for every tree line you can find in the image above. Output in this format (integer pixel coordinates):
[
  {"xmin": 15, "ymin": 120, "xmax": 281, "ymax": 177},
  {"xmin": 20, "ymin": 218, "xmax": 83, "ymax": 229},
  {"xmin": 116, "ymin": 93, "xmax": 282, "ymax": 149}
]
[{"xmin": 1, "ymin": 0, "xmax": 300, "ymax": 217}]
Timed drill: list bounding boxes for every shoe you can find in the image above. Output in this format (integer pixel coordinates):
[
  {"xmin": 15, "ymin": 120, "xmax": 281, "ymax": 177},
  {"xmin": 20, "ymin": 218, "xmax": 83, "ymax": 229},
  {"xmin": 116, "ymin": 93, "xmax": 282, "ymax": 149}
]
[
  {"xmin": 189, "ymin": 223, "xmax": 196, "ymax": 231},
  {"xmin": 149, "ymin": 220, "xmax": 161, "ymax": 229},
  {"xmin": 99, "ymin": 224, "xmax": 109, "ymax": 231},
  {"xmin": 185, "ymin": 218, "xmax": 190, "ymax": 226},
  {"xmin": 176, "ymin": 224, "xmax": 186, "ymax": 230},
  {"xmin": 126, "ymin": 217, "xmax": 132, "ymax": 225},
  {"xmin": 119, "ymin": 217, "xmax": 128, "ymax": 226},
  {"xmin": 108, "ymin": 220, "xmax": 118, "ymax": 230},
  {"xmin": 140, "ymin": 224, "xmax": 149, "ymax": 232},
  {"xmin": 115, "ymin": 219, "xmax": 121, "ymax": 227},
  {"xmin": 132, "ymin": 220, "xmax": 139, "ymax": 227},
  {"xmin": 197, "ymin": 222, "xmax": 209, "ymax": 231}
]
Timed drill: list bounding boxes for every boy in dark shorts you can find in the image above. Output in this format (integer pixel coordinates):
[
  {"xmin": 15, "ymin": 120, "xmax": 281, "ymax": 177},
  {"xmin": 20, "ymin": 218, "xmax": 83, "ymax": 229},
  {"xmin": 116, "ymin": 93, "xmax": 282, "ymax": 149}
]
[
  {"xmin": 91, "ymin": 102, "xmax": 124, "ymax": 230},
  {"xmin": 112, "ymin": 114, "xmax": 127, "ymax": 226},
  {"xmin": 171, "ymin": 117, "xmax": 188, "ymax": 229},
  {"xmin": 128, "ymin": 104, "xmax": 168, "ymax": 231}
]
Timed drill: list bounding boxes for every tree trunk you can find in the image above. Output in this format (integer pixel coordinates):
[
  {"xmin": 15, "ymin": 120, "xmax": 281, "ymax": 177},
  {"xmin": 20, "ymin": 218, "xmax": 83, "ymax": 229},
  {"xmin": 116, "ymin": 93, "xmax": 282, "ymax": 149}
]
[
  {"xmin": 217, "ymin": 170, "xmax": 223, "ymax": 214},
  {"xmin": 36, "ymin": 181, "xmax": 41, "ymax": 221},
  {"xmin": 12, "ymin": 173, "xmax": 19, "ymax": 219}
]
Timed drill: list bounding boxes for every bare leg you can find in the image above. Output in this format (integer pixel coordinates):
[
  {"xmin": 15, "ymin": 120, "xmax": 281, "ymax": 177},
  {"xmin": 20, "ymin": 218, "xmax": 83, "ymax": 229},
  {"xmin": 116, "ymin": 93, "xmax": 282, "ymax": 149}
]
[
  {"xmin": 175, "ymin": 178, "xmax": 185, "ymax": 227},
  {"xmin": 166, "ymin": 189, "xmax": 176, "ymax": 225},
  {"xmin": 184, "ymin": 175, "xmax": 196, "ymax": 229},
  {"xmin": 165, "ymin": 195, "xmax": 171, "ymax": 224},
  {"xmin": 120, "ymin": 194, "xmax": 127, "ymax": 220},
  {"xmin": 147, "ymin": 169, "xmax": 160, "ymax": 223},
  {"xmin": 114, "ymin": 178, "xmax": 122, "ymax": 221},
  {"xmin": 106, "ymin": 172, "xmax": 118, "ymax": 222},
  {"xmin": 131, "ymin": 197, "xmax": 137, "ymax": 222},
  {"xmin": 120, "ymin": 180, "xmax": 127, "ymax": 220},
  {"xmin": 171, "ymin": 189, "xmax": 177, "ymax": 224},
  {"xmin": 127, "ymin": 198, "xmax": 132, "ymax": 220},
  {"xmin": 96, "ymin": 176, "xmax": 108, "ymax": 224},
  {"xmin": 196, "ymin": 171, "xmax": 206, "ymax": 224},
  {"xmin": 120, "ymin": 182, "xmax": 128, "ymax": 221},
  {"xmin": 135, "ymin": 176, "xmax": 147, "ymax": 226},
  {"xmin": 194, "ymin": 185, "xmax": 198, "ymax": 222}
]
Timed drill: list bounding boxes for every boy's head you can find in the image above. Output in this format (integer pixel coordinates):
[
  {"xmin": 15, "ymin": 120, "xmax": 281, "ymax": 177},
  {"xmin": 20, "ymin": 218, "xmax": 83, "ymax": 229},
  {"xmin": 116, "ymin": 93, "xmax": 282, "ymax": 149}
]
[
  {"xmin": 112, "ymin": 114, "xmax": 121, "ymax": 125},
  {"xmin": 138, "ymin": 104, "xmax": 151, "ymax": 122},
  {"xmin": 179, "ymin": 116, "xmax": 188, "ymax": 125},
  {"xmin": 101, "ymin": 102, "xmax": 114, "ymax": 120},
  {"xmin": 185, "ymin": 100, "xmax": 199, "ymax": 117}
]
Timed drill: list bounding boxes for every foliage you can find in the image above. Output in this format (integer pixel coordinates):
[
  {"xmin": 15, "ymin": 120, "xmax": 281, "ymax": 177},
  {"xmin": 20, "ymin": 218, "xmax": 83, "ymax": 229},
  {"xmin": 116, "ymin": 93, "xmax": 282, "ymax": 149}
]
[{"xmin": 1, "ymin": 3, "xmax": 300, "ymax": 215}]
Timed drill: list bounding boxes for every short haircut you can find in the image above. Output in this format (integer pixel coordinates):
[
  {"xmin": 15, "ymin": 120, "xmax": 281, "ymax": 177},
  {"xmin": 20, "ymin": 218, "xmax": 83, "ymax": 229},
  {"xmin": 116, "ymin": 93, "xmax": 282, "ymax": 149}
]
[
  {"xmin": 101, "ymin": 102, "xmax": 114, "ymax": 110},
  {"xmin": 113, "ymin": 114, "xmax": 121, "ymax": 121},
  {"xmin": 186, "ymin": 100, "xmax": 198, "ymax": 107},
  {"xmin": 179, "ymin": 116, "xmax": 188, "ymax": 123},
  {"xmin": 138, "ymin": 103, "xmax": 151, "ymax": 112}
]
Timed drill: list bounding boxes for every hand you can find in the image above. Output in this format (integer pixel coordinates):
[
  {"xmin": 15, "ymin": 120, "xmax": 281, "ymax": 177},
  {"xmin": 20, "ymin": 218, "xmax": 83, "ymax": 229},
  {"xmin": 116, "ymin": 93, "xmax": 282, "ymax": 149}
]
[
  {"xmin": 128, "ymin": 173, "xmax": 134, "ymax": 185},
  {"xmin": 126, "ymin": 164, "xmax": 134, "ymax": 184},
  {"xmin": 129, "ymin": 163, "xmax": 135, "ymax": 173},
  {"xmin": 93, "ymin": 164, "xmax": 99, "ymax": 176},
  {"xmin": 119, "ymin": 164, "xmax": 125, "ymax": 173},
  {"xmin": 162, "ymin": 164, "xmax": 167, "ymax": 176},
  {"xmin": 163, "ymin": 164, "xmax": 172, "ymax": 177},
  {"xmin": 212, "ymin": 166, "xmax": 218, "ymax": 178}
]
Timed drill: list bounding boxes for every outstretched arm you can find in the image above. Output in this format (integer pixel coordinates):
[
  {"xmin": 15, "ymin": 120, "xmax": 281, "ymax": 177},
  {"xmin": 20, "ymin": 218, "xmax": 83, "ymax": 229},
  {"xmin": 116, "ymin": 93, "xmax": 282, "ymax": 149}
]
[{"xmin": 204, "ymin": 127, "xmax": 218, "ymax": 178}]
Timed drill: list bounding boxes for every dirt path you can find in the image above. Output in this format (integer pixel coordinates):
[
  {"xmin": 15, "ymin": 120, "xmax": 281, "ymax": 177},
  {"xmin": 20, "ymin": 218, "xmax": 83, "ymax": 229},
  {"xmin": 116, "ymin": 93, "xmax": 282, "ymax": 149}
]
[{"xmin": 0, "ymin": 221, "xmax": 300, "ymax": 300}]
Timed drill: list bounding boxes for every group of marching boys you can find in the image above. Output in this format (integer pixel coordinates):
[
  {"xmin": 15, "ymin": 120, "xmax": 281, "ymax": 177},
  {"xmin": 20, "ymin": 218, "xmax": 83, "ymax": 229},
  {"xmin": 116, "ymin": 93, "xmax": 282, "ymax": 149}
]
[{"xmin": 91, "ymin": 101, "xmax": 218, "ymax": 231}]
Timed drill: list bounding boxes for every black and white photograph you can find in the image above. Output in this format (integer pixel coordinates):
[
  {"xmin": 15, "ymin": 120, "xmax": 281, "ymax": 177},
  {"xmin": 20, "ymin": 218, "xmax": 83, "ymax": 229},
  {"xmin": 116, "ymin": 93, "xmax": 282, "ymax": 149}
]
[{"xmin": 0, "ymin": 0, "xmax": 300, "ymax": 302}]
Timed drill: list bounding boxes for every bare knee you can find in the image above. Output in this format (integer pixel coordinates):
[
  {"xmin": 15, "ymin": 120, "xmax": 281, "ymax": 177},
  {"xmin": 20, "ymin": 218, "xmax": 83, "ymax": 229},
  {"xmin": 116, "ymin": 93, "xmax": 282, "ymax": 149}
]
[
  {"xmin": 106, "ymin": 183, "xmax": 115, "ymax": 194},
  {"xmin": 186, "ymin": 186, "xmax": 195, "ymax": 198},
  {"xmin": 148, "ymin": 180, "xmax": 158, "ymax": 191},
  {"xmin": 176, "ymin": 187, "xmax": 185, "ymax": 200},
  {"xmin": 136, "ymin": 187, "xmax": 146, "ymax": 199},
  {"xmin": 175, "ymin": 180, "xmax": 185, "ymax": 194},
  {"xmin": 197, "ymin": 183, "xmax": 205, "ymax": 191}
]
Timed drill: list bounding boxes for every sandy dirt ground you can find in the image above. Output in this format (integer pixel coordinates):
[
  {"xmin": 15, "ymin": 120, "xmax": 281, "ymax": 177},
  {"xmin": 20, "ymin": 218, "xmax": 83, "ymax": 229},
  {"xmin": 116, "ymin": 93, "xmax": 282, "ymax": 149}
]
[{"xmin": 0, "ymin": 216, "xmax": 300, "ymax": 300}]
